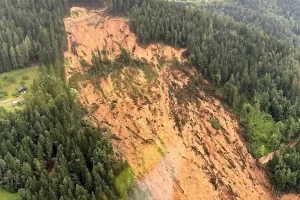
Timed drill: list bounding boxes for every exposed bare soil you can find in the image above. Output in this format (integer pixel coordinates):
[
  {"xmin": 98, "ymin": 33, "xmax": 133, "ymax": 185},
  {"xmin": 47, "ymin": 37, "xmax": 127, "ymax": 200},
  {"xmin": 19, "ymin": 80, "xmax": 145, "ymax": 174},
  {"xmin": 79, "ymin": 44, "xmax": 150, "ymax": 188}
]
[
  {"xmin": 64, "ymin": 7, "xmax": 183, "ymax": 80},
  {"xmin": 64, "ymin": 6, "xmax": 299, "ymax": 200},
  {"xmin": 281, "ymin": 194, "xmax": 300, "ymax": 200}
]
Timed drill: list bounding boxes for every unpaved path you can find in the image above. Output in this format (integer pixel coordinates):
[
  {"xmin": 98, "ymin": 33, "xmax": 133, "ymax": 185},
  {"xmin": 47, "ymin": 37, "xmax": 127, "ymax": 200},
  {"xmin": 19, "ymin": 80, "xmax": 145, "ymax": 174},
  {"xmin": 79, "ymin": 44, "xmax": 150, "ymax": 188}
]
[
  {"xmin": 0, "ymin": 97, "xmax": 19, "ymax": 108},
  {"xmin": 259, "ymin": 140, "xmax": 298, "ymax": 164},
  {"xmin": 64, "ymin": 6, "xmax": 300, "ymax": 200},
  {"xmin": 0, "ymin": 98, "xmax": 17, "ymax": 103}
]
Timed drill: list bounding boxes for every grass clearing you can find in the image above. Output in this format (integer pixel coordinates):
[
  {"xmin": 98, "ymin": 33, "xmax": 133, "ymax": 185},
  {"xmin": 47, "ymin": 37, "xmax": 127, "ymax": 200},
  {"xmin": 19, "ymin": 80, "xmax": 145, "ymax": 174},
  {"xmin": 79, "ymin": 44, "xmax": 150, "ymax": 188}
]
[
  {"xmin": 0, "ymin": 188, "xmax": 18, "ymax": 200},
  {"xmin": 115, "ymin": 166, "xmax": 134, "ymax": 200},
  {"xmin": 0, "ymin": 66, "xmax": 39, "ymax": 99},
  {"xmin": 0, "ymin": 66, "xmax": 39, "ymax": 110}
]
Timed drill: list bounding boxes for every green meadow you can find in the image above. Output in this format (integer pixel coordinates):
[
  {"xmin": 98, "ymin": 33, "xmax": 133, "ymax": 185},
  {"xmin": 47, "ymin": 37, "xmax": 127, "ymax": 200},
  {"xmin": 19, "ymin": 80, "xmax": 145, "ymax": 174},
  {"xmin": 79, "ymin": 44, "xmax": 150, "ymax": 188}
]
[
  {"xmin": 0, "ymin": 66, "xmax": 39, "ymax": 110},
  {"xmin": 0, "ymin": 189, "xmax": 18, "ymax": 200}
]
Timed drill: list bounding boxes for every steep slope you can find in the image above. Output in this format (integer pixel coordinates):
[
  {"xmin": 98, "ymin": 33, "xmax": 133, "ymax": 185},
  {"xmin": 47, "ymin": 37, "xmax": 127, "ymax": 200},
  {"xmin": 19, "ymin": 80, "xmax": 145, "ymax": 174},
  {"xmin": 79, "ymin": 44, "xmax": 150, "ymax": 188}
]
[
  {"xmin": 64, "ymin": 6, "xmax": 294, "ymax": 200},
  {"xmin": 78, "ymin": 68, "xmax": 275, "ymax": 200}
]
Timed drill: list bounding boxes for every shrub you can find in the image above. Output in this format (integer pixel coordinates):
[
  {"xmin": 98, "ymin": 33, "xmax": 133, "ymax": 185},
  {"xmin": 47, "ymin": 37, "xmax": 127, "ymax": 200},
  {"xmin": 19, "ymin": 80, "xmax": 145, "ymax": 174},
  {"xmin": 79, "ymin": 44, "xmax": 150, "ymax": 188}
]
[
  {"xmin": 71, "ymin": 10, "xmax": 82, "ymax": 18},
  {"xmin": 210, "ymin": 116, "xmax": 221, "ymax": 130}
]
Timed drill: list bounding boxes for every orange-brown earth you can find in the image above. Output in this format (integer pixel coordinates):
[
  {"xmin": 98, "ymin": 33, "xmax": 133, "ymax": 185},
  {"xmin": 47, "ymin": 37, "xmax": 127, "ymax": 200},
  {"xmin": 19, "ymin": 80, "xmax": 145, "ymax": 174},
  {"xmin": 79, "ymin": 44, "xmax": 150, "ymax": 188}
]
[{"xmin": 64, "ymin": 6, "xmax": 299, "ymax": 200}]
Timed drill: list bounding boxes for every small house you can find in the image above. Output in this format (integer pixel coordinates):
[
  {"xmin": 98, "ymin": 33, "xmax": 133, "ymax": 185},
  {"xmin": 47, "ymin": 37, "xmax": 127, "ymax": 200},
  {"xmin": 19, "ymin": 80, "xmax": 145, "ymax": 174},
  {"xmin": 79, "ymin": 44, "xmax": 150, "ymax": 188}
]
[{"xmin": 16, "ymin": 85, "xmax": 27, "ymax": 94}]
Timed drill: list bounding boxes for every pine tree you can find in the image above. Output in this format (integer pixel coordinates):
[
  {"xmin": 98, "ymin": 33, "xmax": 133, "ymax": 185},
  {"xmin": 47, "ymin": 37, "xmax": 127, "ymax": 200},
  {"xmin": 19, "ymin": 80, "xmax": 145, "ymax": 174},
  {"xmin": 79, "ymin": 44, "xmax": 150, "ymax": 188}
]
[
  {"xmin": 23, "ymin": 36, "xmax": 33, "ymax": 60},
  {"xmin": 10, "ymin": 46, "xmax": 18, "ymax": 69},
  {"xmin": 1, "ymin": 44, "xmax": 11, "ymax": 71},
  {"xmin": 6, "ymin": 28, "xmax": 13, "ymax": 49},
  {"xmin": 13, "ymin": 32, "xmax": 20, "ymax": 47},
  {"xmin": 16, "ymin": 44, "xmax": 25, "ymax": 67}
]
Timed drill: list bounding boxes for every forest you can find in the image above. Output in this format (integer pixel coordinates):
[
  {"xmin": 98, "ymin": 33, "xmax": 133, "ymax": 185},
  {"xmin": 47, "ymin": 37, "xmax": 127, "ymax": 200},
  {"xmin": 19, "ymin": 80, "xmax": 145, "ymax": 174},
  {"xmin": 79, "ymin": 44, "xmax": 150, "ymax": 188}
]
[
  {"xmin": 0, "ymin": 0, "xmax": 66, "ymax": 72},
  {"xmin": 202, "ymin": 0, "xmax": 300, "ymax": 46},
  {"xmin": 2, "ymin": 0, "xmax": 300, "ymax": 197},
  {"xmin": 0, "ymin": 68, "xmax": 133, "ymax": 199}
]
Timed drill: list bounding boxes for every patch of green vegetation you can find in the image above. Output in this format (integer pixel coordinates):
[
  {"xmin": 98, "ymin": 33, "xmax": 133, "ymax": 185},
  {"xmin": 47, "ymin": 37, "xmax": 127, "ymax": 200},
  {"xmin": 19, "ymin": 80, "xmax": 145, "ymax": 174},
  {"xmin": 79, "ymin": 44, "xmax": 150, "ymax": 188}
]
[
  {"xmin": 115, "ymin": 165, "xmax": 150, "ymax": 200},
  {"xmin": 0, "ymin": 67, "xmax": 39, "ymax": 111},
  {"xmin": 157, "ymin": 146, "xmax": 165, "ymax": 155},
  {"xmin": 71, "ymin": 9, "xmax": 82, "ymax": 18},
  {"xmin": 240, "ymin": 103, "xmax": 283, "ymax": 158},
  {"xmin": 140, "ymin": 64, "xmax": 158, "ymax": 81},
  {"xmin": 210, "ymin": 115, "xmax": 221, "ymax": 130},
  {"xmin": 0, "ymin": 66, "xmax": 39, "ymax": 100},
  {"xmin": 115, "ymin": 167, "xmax": 134, "ymax": 200},
  {"xmin": 0, "ymin": 188, "xmax": 18, "ymax": 200},
  {"xmin": 157, "ymin": 54, "xmax": 168, "ymax": 68}
]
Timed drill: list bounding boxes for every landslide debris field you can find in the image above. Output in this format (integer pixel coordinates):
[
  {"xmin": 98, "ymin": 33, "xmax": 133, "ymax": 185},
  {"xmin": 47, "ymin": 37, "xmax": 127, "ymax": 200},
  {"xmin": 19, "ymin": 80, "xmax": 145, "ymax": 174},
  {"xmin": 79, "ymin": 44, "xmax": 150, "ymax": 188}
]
[{"xmin": 64, "ymin": 6, "xmax": 299, "ymax": 200}]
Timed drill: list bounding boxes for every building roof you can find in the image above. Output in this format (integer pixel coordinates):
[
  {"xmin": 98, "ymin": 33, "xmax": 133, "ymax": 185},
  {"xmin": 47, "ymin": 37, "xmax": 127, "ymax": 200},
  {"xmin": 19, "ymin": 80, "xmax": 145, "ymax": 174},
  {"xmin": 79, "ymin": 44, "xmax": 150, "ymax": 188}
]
[{"xmin": 16, "ymin": 85, "xmax": 27, "ymax": 93}]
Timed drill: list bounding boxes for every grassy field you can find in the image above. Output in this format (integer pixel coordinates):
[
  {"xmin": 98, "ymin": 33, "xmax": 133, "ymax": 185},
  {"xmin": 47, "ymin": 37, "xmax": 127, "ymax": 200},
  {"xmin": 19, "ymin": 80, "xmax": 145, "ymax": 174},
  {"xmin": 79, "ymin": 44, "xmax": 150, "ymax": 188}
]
[
  {"xmin": 0, "ymin": 66, "xmax": 39, "ymax": 110},
  {"xmin": 0, "ymin": 189, "xmax": 18, "ymax": 200}
]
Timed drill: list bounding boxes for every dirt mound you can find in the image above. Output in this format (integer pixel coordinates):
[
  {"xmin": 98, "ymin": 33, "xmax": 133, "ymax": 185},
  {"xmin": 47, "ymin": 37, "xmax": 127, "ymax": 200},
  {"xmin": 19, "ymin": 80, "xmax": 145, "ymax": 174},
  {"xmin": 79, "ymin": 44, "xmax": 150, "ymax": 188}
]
[{"xmin": 64, "ymin": 6, "xmax": 298, "ymax": 200}]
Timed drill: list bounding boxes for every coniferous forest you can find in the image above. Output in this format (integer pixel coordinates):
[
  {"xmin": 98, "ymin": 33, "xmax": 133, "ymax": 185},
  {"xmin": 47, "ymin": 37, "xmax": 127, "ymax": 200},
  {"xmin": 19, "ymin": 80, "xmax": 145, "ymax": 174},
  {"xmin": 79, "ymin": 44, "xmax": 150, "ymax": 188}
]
[
  {"xmin": 3, "ymin": 0, "xmax": 300, "ymax": 197},
  {"xmin": 0, "ymin": 72, "xmax": 132, "ymax": 199},
  {"xmin": 0, "ymin": 0, "xmax": 141, "ymax": 199},
  {"xmin": 0, "ymin": 0, "xmax": 66, "ymax": 72}
]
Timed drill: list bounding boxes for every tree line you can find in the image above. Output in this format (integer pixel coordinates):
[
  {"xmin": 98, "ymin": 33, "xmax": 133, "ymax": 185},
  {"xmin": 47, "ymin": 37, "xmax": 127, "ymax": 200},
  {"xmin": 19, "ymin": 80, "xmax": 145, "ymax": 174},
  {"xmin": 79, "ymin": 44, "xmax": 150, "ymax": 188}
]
[
  {"xmin": 0, "ymin": 63, "xmax": 144, "ymax": 199},
  {"xmin": 109, "ymin": 0, "xmax": 300, "ymax": 192},
  {"xmin": 0, "ymin": 0, "xmax": 148, "ymax": 199}
]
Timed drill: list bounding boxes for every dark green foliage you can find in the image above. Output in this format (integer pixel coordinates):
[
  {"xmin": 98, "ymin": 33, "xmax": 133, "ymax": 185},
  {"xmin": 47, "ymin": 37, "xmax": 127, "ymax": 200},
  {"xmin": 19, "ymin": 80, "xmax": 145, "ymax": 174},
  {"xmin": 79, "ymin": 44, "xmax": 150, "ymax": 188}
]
[
  {"xmin": 0, "ymin": 0, "xmax": 147, "ymax": 199},
  {"xmin": 202, "ymin": 0, "xmax": 300, "ymax": 45},
  {"xmin": 0, "ymin": 70, "xmax": 133, "ymax": 199},
  {"xmin": 3, "ymin": 0, "xmax": 300, "ymax": 194},
  {"xmin": 0, "ymin": 0, "xmax": 67, "ymax": 71},
  {"xmin": 110, "ymin": 0, "xmax": 139, "ymax": 12},
  {"xmin": 268, "ymin": 144, "xmax": 300, "ymax": 192},
  {"xmin": 240, "ymin": 103, "xmax": 283, "ymax": 157},
  {"xmin": 210, "ymin": 116, "xmax": 221, "ymax": 130}
]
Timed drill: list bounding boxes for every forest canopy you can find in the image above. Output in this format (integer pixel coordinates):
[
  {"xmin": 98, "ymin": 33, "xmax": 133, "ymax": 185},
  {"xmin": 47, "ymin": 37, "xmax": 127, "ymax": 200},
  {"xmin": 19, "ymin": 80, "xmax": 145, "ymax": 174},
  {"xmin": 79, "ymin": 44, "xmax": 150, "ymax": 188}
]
[
  {"xmin": 0, "ymin": 66, "xmax": 139, "ymax": 199},
  {"xmin": 0, "ymin": 0, "xmax": 67, "ymax": 71}
]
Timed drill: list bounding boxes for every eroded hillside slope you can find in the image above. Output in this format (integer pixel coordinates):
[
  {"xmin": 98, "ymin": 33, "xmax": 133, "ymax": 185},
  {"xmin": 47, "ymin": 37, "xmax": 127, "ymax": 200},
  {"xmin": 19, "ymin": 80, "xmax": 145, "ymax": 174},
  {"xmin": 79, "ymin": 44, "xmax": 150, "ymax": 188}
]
[{"xmin": 64, "ymin": 6, "xmax": 296, "ymax": 200}]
